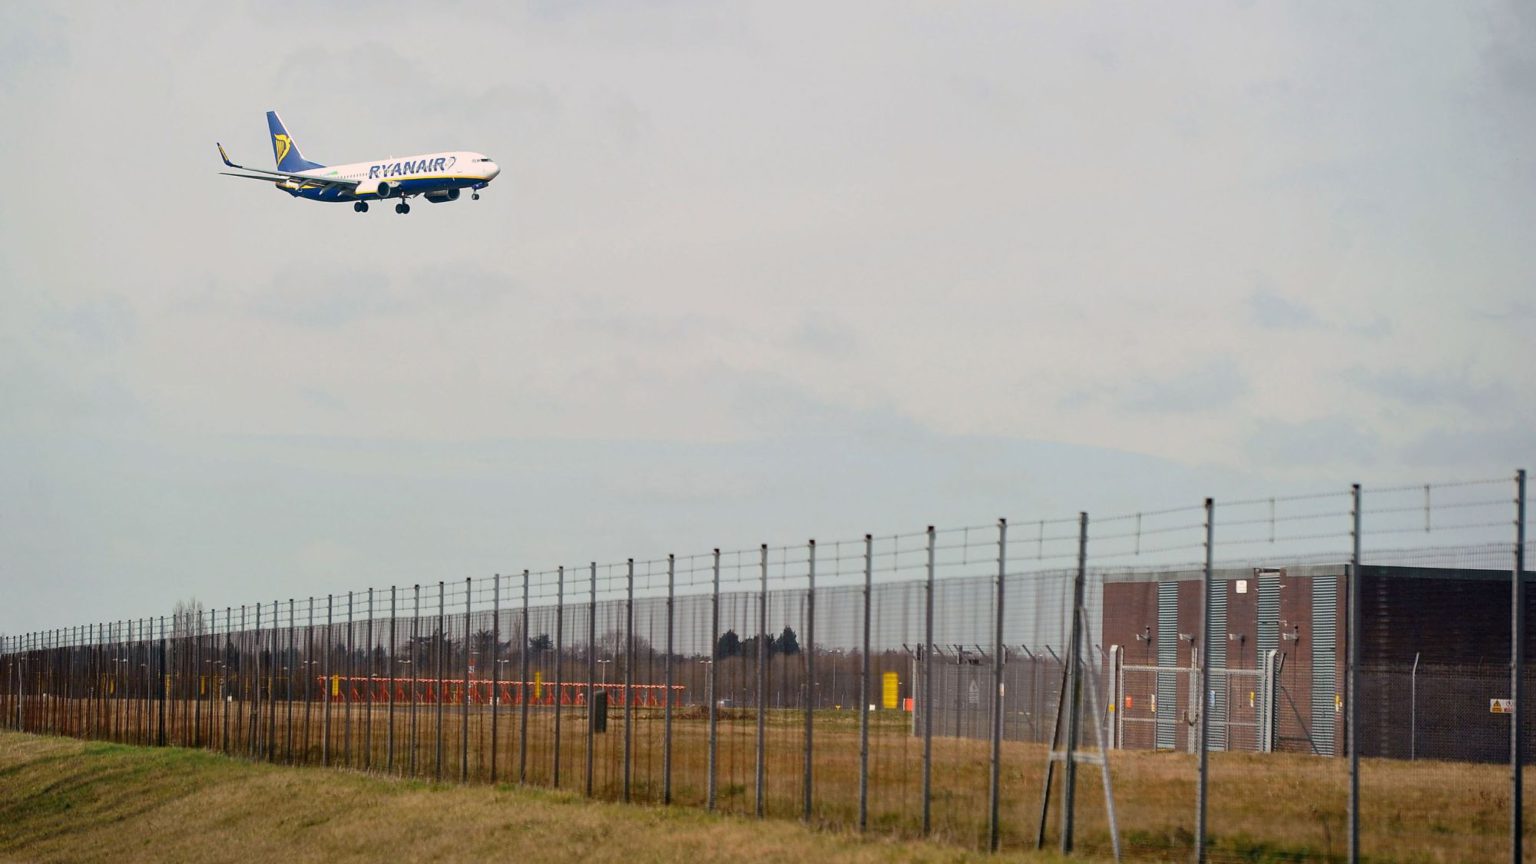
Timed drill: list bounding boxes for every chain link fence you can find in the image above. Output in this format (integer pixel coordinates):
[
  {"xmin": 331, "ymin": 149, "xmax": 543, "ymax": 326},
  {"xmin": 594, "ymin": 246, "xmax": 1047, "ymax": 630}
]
[{"xmin": 1, "ymin": 470, "xmax": 1531, "ymax": 862}]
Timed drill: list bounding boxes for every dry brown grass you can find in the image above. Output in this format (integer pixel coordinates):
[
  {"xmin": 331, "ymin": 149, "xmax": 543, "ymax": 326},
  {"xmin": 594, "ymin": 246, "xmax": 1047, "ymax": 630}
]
[
  {"xmin": 5, "ymin": 701, "xmax": 1532, "ymax": 863},
  {"xmin": 0, "ymin": 731, "xmax": 1075, "ymax": 864}
]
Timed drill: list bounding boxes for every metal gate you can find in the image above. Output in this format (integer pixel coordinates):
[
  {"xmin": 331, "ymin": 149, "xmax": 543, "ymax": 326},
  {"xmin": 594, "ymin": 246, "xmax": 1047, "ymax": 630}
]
[{"xmin": 1114, "ymin": 662, "xmax": 1267, "ymax": 752}]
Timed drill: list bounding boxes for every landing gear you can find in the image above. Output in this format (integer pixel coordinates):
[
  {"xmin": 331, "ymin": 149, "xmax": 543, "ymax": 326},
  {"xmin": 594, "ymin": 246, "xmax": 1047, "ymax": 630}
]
[
  {"xmin": 353, "ymin": 201, "xmax": 369, "ymax": 213},
  {"xmin": 395, "ymin": 201, "xmax": 411, "ymax": 215},
  {"xmin": 471, "ymin": 192, "xmax": 480, "ymax": 200}
]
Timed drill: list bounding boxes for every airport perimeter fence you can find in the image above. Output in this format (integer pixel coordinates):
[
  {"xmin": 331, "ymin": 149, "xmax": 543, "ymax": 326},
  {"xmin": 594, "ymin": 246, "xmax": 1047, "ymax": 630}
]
[{"xmin": 1, "ymin": 469, "xmax": 1531, "ymax": 863}]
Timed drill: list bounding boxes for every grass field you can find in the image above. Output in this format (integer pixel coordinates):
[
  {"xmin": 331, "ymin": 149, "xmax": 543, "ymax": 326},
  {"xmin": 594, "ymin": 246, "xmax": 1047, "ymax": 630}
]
[
  {"xmin": 3, "ymin": 707, "xmax": 1530, "ymax": 863},
  {"xmin": 0, "ymin": 731, "xmax": 1070, "ymax": 864}
]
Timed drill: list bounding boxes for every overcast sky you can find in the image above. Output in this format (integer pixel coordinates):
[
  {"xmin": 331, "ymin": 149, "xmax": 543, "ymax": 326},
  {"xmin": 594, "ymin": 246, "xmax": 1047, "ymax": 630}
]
[{"xmin": 1, "ymin": 2, "xmax": 1531, "ymax": 635}]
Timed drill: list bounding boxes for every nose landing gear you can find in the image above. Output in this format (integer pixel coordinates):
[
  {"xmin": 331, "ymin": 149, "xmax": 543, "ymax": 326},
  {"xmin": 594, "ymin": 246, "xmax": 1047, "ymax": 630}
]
[
  {"xmin": 353, "ymin": 201, "xmax": 369, "ymax": 213},
  {"xmin": 472, "ymin": 192, "xmax": 480, "ymax": 200}
]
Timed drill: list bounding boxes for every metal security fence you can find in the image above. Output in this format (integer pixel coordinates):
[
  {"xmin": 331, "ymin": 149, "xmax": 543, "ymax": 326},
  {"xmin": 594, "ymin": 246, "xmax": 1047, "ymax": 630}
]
[{"xmin": 1, "ymin": 470, "xmax": 1532, "ymax": 863}]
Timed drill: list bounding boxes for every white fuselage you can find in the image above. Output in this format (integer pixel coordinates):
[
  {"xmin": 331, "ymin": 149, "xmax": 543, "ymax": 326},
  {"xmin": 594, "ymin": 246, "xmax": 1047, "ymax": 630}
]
[{"xmin": 280, "ymin": 151, "xmax": 501, "ymax": 202}]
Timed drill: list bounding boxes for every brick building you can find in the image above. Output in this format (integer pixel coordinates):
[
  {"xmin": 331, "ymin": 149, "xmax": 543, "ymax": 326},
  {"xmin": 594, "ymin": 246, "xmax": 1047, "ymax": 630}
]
[{"xmin": 1101, "ymin": 563, "xmax": 1530, "ymax": 762}]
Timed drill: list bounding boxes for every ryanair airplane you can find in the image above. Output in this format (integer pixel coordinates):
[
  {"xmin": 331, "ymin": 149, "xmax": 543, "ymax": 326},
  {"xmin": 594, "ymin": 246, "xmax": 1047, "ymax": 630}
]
[{"xmin": 218, "ymin": 111, "xmax": 500, "ymax": 214}]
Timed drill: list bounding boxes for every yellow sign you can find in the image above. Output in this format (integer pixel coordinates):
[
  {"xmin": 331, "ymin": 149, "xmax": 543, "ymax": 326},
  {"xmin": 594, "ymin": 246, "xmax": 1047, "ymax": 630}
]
[
  {"xmin": 534, "ymin": 671, "xmax": 543, "ymax": 701},
  {"xmin": 331, "ymin": 675, "xmax": 340, "ymax": 697},
  {"xmin": 882, "ymin": 672, "xmax": 899, "ymax": 709},
  {"xmin": 1492, "ymin": 698, "xmax": 1514, "ymax": 714}
]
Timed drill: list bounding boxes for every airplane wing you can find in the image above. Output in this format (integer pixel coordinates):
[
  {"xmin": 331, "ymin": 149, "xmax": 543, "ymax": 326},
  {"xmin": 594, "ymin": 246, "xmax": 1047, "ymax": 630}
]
[{"xmin": 216, "ymin": 143, "xmax": 360, "ymax": 189}]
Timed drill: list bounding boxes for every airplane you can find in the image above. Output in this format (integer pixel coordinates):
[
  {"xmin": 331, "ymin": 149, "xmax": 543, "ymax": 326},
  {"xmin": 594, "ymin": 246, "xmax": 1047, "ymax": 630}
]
[{"xmin": 217, "ymin": 111, "xmax": 500, "ymax": 214}]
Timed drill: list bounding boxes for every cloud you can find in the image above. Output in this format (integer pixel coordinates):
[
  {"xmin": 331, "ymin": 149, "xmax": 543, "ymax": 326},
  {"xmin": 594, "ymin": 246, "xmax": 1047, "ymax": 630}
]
[
  {"xmin": 1119, "ymin": 360, "xmax": 1248, "ymax": 414},
  {"xmin": 1401, "ymin": 424, "xmax": 1533, "ymax": 468},
  {"xmin": 789, "ymin": 314, "xmax": 856, "ymax": 358},
  {"xmin": 0, "ymin": 7, "xmax": 69, "ymax": 95},
  {"xmin": 1246, "ymin": 417, "xmax": 1381, "ymax": 468},
  {"xmin": 237, "ymin": 266, "xmax": 517, "ymax": 328},
  {"xmin": 1343, "ymin": 367, "xmax": 1507, "ymax": 413},
  {"xmin": 56, "ymin": 296, "xmax": 136, "ymax": 349},
  {"xmin": 1248, "ymin": 288, "xmax": 1321, "ymax": 330},
  {"xmin": 1473, "ymin": 301, "xmax": 1536, "ymax": 323},
  {"xmin": 3, "ymin": 2, "xmax": 1536, "ymax": 631}
]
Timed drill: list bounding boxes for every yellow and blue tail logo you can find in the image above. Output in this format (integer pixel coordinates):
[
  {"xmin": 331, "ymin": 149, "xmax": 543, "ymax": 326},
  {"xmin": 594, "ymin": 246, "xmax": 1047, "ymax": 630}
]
[{"xmin": 266, "ymin": 110, "xmax": 324, "ymax": 172}]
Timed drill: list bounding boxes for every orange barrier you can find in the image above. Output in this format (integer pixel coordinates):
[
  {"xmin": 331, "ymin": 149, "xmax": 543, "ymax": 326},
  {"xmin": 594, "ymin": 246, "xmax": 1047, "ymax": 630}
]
[{"xmin": 313, "ymin": 677, "xmax": 686, "ymax": 706}]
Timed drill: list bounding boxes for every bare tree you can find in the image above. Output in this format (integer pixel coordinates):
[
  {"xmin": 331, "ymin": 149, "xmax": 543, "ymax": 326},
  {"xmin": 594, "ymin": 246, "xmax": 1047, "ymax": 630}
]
[{"xmin": 172, "ymin": 597, "xmax": 206, "ymax": 638}]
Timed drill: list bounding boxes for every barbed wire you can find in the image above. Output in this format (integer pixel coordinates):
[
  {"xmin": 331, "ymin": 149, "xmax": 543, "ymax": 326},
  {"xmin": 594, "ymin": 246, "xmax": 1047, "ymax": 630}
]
[{"xmin": 7, "ymin": 472, "xmax": 1529, "ymax": 641}]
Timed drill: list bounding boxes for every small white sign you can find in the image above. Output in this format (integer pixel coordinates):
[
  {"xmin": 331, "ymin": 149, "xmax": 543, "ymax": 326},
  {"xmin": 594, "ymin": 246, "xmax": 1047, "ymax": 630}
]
[
  {"xmin": 1492, "ymin": 698, "xmax": 1514, "ymax": 714},
  {"xmin": 1235, "ymin": 580, "xmax": 1248, "ymax": 595}
]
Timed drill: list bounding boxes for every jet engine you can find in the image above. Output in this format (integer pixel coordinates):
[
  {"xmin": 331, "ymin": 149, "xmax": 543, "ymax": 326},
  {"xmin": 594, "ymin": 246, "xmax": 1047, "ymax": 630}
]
[
  {"xmin": 425, "ymin": 188, "xmax": 461, "ymax": 204},
  {"xmin": 356, "ymin": 180, "xmax": 393, "ymax": 198}
]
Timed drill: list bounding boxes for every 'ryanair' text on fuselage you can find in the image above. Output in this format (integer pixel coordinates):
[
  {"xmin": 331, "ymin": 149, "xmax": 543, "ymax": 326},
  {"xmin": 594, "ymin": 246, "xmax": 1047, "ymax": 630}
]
[{"xmin": 369, "ymin": 156, "xmax": 456, "ymax": 179}]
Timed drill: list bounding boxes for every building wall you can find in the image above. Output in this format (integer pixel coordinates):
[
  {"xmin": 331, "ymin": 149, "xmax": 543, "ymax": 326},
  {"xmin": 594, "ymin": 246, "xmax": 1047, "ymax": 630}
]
[
  {"xmin": 1357, "ymin": 566, "xmax": 1536, "ymax": 762},
  {"xmin": 1104, "ymin": 564, "xmax": 1536, "ymax": 762}
]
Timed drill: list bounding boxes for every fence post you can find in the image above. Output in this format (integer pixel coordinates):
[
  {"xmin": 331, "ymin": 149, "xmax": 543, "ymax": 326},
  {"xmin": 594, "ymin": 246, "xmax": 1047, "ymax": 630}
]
[
  {"xmin": 254, "ymin": 607, "xmax": 263, "ymax": 757},
  {"xmin": 158, "ymin": 617, "xmax": 168, "ymax": 747},
  {"xmin": 1197, "ymin": 498, "xmax": 1214, "ymax": 864},
  {"xmin": 41, "ymin": 630, "xmax": 48, "ymax": 737},
  {"xmin": 1062, "ymin": 512, "xmax": 1088, "ymax": 854},
  {"xmin": 287, "ymin": 598, "xmax": 295, "ymax": 763},
  {"xmin": 389, "ymin": 587, "xmax": 396, "ymax": 774},
  {"xmin": 1513, "ymin": 468, "xmax": 1527, "ymax": 864},
  {"xmin": 491, "ymin": 574, "xmax": 500, "ymax": 785},
  {"xmin": 223, "ymin": 610, "xmax": 231, "ymax": 754},
  {"xmin": 665, "ymin": 553, "xmax": 675, "ymax": 805},
  {"xmin": 554, "ymin": 566, "xmax": 565, "ymax": 789},
  {"xmin": 1348, "ymin": 484, "xmax": 1361, "ymax": 864},
  {"xmin": 859, "ymin": 534, "xmax": 873, "ymax": 832},
  {"xmin": 804, "ymin": 539, "xmax": 817, "ymax": 824},
  {"xmin": 708, "ymin": 549, "xmax": 720, "ymax": 811},
  {"xmin": 411, "ymin": 585, "xmax": 420, "ymax": 777},
  {"xmin": 20, "ymin": 633, "xmax": 26, "ymax": 734},
  {"xmin": 519, "ymin": 571, "xmax": 529, "ymax": 785},
  {"xmin": 436, "ymin": 581, "xmax": 445, "ymax": 783},
  {"xmin": 190, "ymin": 615, "xmax": 200, "ymax": 749},
  {"xmin": 365, "ymin": 588, "xmax": 373, "ymax": 772},
  {"xmin": 989, "ymin": 519, "xmax": 1007, "ymax": 851},
  {"xmin": 144, "ymin": 619, "xmax": 153, "ymax": 747},
  {"xmin": 1409, "ymin": 650, "xmax": 1419, "ymax": 761},
  {"xmin": 301, "ymin": 599, "xmax": 311, "ymax": 764},
  {"xmin": 756, "ymin": 543, "xmax": 768, "ymax": 819},
  {"xmin": 346, "ymin": 591, "xmax": 354, "ymax": 768},
  {"xmin": 587, "ymin": 563, "xmax": 596, "ymax": 798},
  {"xmin": 624, "ymin": 559, "xmax": 634, "ymax": 802},
  {"xmin": 323, "ymin": 596, "xmax": 332, "ymax": 766},
  {"xmin": 922, "ymin": 528, "xmax": 934, "ymax": 835},
  {"xmin": 462, "ymin": 577, "xmax": 471, "ymax": 784},
  {"xmin": 1109, "ymin": 645, "xmax": 1124, "ymax": 749},
  {"xmin": 268, "ymin": 601, "xmax": 278, "ymax": 762}
]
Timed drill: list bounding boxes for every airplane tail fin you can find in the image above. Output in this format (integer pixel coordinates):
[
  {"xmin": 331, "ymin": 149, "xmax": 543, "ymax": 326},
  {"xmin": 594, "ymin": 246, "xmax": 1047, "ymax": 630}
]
[{"xmin": 266, "ymin": 110, "xmax": 324, "ymax": 172}]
